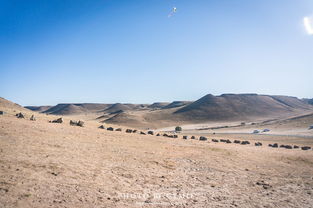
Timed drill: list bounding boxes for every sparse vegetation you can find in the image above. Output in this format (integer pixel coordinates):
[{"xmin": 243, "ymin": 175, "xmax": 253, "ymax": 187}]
[{"xmin": 175, "ymin": 126, "xmax": 182, "ymax": 132}]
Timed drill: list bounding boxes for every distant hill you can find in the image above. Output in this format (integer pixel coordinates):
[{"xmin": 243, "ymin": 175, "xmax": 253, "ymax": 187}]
[
  {"xmin": 21, "ymin": 93, "xmax": 313, "ymax": 128},
  {"xmin": 174, "ymin": 94, "xmax": 313, "ymax": 121},
  {"xmin": 43, "ymin": 103, "xmax": 111, "ymax": 115},
  {"xmin": 303, "ymin": 98, "xmax": 313, "ymax": 105}
]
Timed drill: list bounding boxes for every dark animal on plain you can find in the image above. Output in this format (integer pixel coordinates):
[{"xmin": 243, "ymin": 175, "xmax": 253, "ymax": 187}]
[
  {"xmin": 284, "ymin": 145, "xmax": 292, "ymax": 149},
  {"xmin": 30, "ymin": 115, "xmax": 36, "ymax": 121},
  {"xmin": 140, "ymin": 131, "xmax": 146, "ymax": 135},
  {"xmin": 199, "ymin": 136, "xmax": 207, "ymax": 141},
  {"xmin": 16, "ymin": 112, "xmax": 25, "ymax": 119},
  {"xmin": 212, "ymin": 139, "xmax": 219, "ymax": 143},
  {"xmin": 255, "ymin": 142, "xmax": 262, "ymax": 146},
  {"xmin": 115, "ymin": 128, "xmax": 122, "ymax": 131},
  {"xmin": 183, "ymin": 136, "xmax": 188, "ymax": 139},
  {"xmin": 272, "ymin": 143, "xmax": 278, "ymax": 148},
  {"xmin": 234, "ymin": 140, "xmax": 241, "ymax": 144},
  {"xmin": 70, "ymin": 120, "xmax": 84, "ymax": 127},
  {"xmin": 241, "ymin": 141, "xmax": 250, "ymax": 145},
  {"xmin": 126, "ymin": 129, "xmax": 132, "ymax": 133},
  {"xmin": 107, "ymin": 127, "xmax": 114, "ymax": 131},
  {"xmin": 163, "ymin": 133, "xmax": 169, "ymax": 137},
  {"xmin": 132, "ymin": 130, "xmax": 137, "ymax": 133},
  {"xmin": 148, "ymin": 131, "xmax": 154, "ymax": 135},
  {"xmin": 191, "ymin": 136, "xmax": 196, "ymax": 139},
  {"xmin": 98, "ymin": 125, "xmax": 105, "ymax": 129},
  {"xmin": 156, "ymin": 133, "xmax": 160, "ymax": 136},
  {"xmin": 293, "ymin": 145, "xmax": 299, "ymax": 149},
  {"xmin": 51, "ymin": 118, "xmax": 63, "ymax": 123},
  {"xmin": 301, "ymin": 146, "xmax": 311, "ymax": 150}
]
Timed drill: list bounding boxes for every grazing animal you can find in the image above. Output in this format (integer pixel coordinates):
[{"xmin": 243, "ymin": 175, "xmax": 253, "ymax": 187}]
[
  {"xmin": 51, "ymin": 118, "xmax": 63, "ymax": 123},
  {"xmin": 284, "ymin": 145, "xmax": 292, "ymax": 149},
  {"xmin": 293, "ymin": 145, "xmax": 299, "ymax": 149},
  {"xmin": 98, "ymin": 125, "xmax": 105, "ymax": 129},
  {"xmin": 156, "ymin": 133, "xmax": 160, "ymax": 136},
  {"xmin": 301, "ymin": 146, "xmax": 311, "ymax": 150},
  {"xmin": 148, "ymin": 131, "xmax": 154, "ymax": 135},
  {"xmin": 77, "ymin": 120, "xmax": 84, "ymax": 127},
  {"xmin": 173, "ymin": 135, "xmax": 178, "ymax": 138},
  {"xmin": 107, "ymin": 127, "xmax": 114, "ymax": 131},
  {"xmin": 140, "ymin": 131, "xmax": 146, "ymax": 135},
  {"xmin": 0, "ymin": 111, "xmax": 4, "ymax": 115},
  {"xmin": 226, "ymin": 139, "xmax": 231, "ymax": 143},
  {"xmin": 183, "ymin": 136, "xmax": 188, "ymax": 139},
  {"xmin": 126, "ymin": 129, "xmax": 132, "ymax": 133},
  {"xmin": 191, "ymin": 136, "xmax": 196, "ymax": 139},
  {"xmin": 30, "ymin": 115, "xmax": 36, "ymax": 121},
  {"xmin": 132, "ymin": 130, "xmax": 137, "ymax": 133},
  {"xmin": 70, "ymin": 120, "xmax": 84, "ymax": 127},
  {"xmin": 199, "ymin": 136, "xmax": 207, "ymax": 141},
  {"xmin": 255, "ymin": 142, "xmax": 262, "ymax": 146},
  {"xmin": 272, "ymin": 143, "xmax": 278, "ymax": 148},
  {"xmin": 268, "ymin": 144, "xmax": 273, "ymax": 147},
  {"xmin": 115, "ymin": 128, "xmax": 122, "ymax": 131},
  {"xmin": 234, "ymin": 140, "xmax": 241, "ymax": 144},
  {"xmin": 212, "ymin": 139, "xmax": 219, "ymax": 143},
  {"xmin": 16, "ymin": 112, "xmax": 25, "ymax": 119},
  {"xmin": 241, "ymin": 141, "xmax": 250, "ymax": 145}
]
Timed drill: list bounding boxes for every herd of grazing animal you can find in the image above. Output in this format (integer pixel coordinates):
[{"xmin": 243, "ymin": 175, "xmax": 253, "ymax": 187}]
[{"xmin": 6, "ymin": 112, "xmax": 313, "ymax": 151}]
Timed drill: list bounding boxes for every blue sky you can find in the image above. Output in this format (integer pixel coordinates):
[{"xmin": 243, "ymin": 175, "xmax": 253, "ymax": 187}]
[{"xmin": 1, "ymin": 0, "xmax": 312, "ymax": 106}]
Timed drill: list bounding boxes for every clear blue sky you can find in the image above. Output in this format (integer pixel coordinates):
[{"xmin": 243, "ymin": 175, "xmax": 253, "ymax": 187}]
[{"xmin": 1, "ymin": 0, "xmax": 312, "ymax": 106}]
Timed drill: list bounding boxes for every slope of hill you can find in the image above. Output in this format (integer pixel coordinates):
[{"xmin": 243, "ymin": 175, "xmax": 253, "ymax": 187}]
[
  {"xmin": 44, "ymin": 104, "xmax": 88, "ymax": 115},
  {"xmin": 303, "ymin": 98, "xmax": 313, "ymax": 105},
  {"xmin": 0, "ymin": 97, "xmax": 31, "ymax": 113},
  {"xmin": 42, "ymin": 103, "xmax": 112, "ymax": 115},
  {"xmin": 148, "ymin": 102, "xmax": 170, "ymax": 109},
  {"xmin": 25, "ymin": 106, "xmax": 52, "ymax": 112},
  {"xmin": 162, "ymin": 101, "xmax": 192, "ymax": 109},
  {"xmin": 102, "ymin": 103, "xmax": 134, "ymax": 114}
]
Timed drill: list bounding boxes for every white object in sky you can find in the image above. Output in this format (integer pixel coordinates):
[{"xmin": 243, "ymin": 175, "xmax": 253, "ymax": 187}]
[
  {"xmin": 303, "ymin": 16, "xmax": 313, "ymax": 35},
  {"xmin": 168, "ymin": 7, "xmax": 177, "ymax": 17}
]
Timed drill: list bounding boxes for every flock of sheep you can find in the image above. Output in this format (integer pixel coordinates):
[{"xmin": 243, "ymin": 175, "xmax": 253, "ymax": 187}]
[{"xmin": 12, "ymin": 113, "xmax": 313, "ymax": 151}]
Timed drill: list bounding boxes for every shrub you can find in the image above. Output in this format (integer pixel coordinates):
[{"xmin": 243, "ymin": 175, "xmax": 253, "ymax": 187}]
[{"xmin": 175, "ymin": 126, "xmax": 182, "ymax": 132}]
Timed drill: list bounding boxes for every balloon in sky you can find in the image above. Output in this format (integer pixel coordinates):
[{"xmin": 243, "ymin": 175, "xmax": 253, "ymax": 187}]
[{"xmin": 168, "ymin": 7, "xmax": 177, "ymax": 18}]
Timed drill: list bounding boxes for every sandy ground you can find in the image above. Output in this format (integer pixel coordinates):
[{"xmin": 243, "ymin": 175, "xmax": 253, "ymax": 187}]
[{"xmin": 1, "ymin": 112, "xmax": 313, "ymax": 208}]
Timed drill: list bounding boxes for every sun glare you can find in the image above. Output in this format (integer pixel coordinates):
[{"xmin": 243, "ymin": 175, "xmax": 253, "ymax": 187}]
[{"xmin": 304, "ymin": 16, "xmax": 313, "ymax": 35}]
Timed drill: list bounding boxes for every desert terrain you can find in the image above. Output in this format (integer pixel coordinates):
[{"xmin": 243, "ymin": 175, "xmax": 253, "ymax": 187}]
[{"xmin": 1, "ymin": 95, "xmax": 313, "ymax": 208}]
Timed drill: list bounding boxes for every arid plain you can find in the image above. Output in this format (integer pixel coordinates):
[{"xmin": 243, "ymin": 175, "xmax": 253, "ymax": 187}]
[{"xmin": 1, "ymin": 94, "xmax": 313, "ymax": 208}]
